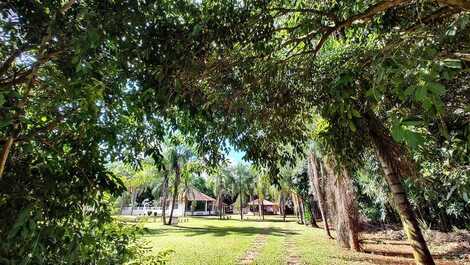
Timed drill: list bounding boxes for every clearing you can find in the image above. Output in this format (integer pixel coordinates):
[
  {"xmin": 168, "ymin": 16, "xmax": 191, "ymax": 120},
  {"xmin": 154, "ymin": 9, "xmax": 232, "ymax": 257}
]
[{"xmin": 140, "ymin": 216, "xmax": 469, "ymax": 265}]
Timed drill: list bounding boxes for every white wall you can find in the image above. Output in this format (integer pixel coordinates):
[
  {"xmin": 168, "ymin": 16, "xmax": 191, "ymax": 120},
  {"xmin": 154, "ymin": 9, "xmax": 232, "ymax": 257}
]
[{"xmin": 120, "ymin": 201, "xmax": 214, "ymax": 216}]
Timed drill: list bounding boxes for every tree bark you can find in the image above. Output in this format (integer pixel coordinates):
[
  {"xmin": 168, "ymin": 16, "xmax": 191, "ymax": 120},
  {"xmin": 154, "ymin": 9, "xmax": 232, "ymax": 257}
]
[
  {"xmin": 298, "ymin": 194, "xmax": 305, "ymax": 224},
  {"xmin": 239, "ymin": 175, "xmax": 244, "ymax": 221},
  {"xmin": 161, "ymin": 175, "xmax": 169, "ymax": 225},
  {"xmin": 0, "ymin": 137, "xmax": 14, "ymax": 179},
  {"xmin": 240, "ymin": 193, "xmax": 243, "ymax": 221},
  {"xmin": 282, "ymin": 194, "xmax": 287, "ymax": 222},
  {"xmin": 183, "ymin": 194, "xmax": 188, "ymax": 217},
  {"xmin": 258, "ymin": 198, "xmax": 262, "ymax": 218},
  {"xmin": 308, "ymin": 153, "xmax": 333, "ymax": 239},
  {"xmin": 130, "ymin": 188, "xmax": 135, "ymax": 216},
  {"xmin": 308, "ymin": 195, "xmax": 320, "ymax": 228},
  {"xmin": 261, "ymin": 199, "xmax": 265, "ymax": 221},
  {"xmin": 217, "ymin": 190, "xmax": 223, "ymax": 220},
  {"xmin": 366, "ymin": 112, "xmax": 435, "ymax": 265},
  {"xmin": 168, "ymin": 165, "xmax": 181, "ymax": 225},
  {"xmin": 324, "ymin": 160, "xmax": 360, "ymax": 251}
]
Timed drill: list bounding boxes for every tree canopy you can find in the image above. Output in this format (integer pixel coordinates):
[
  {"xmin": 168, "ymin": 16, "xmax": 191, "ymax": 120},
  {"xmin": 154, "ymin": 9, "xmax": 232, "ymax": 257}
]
[{"xmin": 1, "ymin": 0, "xmax": 469, "ymax": 264}]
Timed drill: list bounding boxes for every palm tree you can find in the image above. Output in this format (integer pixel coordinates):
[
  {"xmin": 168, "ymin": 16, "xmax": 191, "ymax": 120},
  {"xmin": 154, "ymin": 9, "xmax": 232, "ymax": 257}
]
[
  {"xmin": 180, "ymin": 175, "xmax": 195, "ymax": 217},
  {"xmin": 208, "ymin": 168, "xmax": 228, "ymax": 219},
  {"xmin": 109, "ymin": 160, "xmax": 156, "ymax": 215},
  {"xmin": 167, "ymin": 144, "xmax": 194, "ymax": 225},
  {"xmin": 255, "ymin": 169, "xmax": 269, "ymax": 221},
  {"xmin": 233, "ymin": 162, "xmax": 255, "ymax": 220},
  {"xmin": 179, "ymin": 163, "xmax": 205, "ymax": 217}
]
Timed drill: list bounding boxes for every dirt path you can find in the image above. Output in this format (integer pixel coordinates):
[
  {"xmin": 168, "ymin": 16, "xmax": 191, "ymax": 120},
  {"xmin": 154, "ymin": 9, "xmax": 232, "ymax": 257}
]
[
  {"xmin": 284, "ymin": 237, "xmax": 301, "ymax": 265},
  {"xmin": 238, "ymin": 233, "xmax": 268, "ymax": 265}
]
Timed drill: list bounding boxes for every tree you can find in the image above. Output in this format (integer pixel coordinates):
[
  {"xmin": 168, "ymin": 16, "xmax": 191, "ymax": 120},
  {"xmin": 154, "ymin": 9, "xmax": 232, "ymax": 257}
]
[
  {"xmin": 307, "ymin": 152, "xmax": 333, "ymax": 239},
  {"xmin": 323, "ymin": 158, "xmax": 360, "ymax": 251},
  {"xmin": 166, "ymin": 142, "xmax": 194, "ymax": 225},
  {"xmin": 232, "ymin": 162, "xmax": 255, "ymax": 220},
  {"xmin": 109, "ymin": 160, "xmax": 157, "ymax": 215},
  {"xmin": 255, "ymin": 169, "xmax": 270, "ymax": 220}
]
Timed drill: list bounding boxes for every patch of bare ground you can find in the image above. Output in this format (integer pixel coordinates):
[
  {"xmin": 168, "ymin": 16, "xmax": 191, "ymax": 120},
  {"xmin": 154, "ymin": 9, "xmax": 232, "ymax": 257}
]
[
  {"xmin": 238, "ymin": 233, "xmax": 268, "ymax": 265},
  {"xmin": 354, "ymin": 225, "xmax": 470, "ymax": 265}
]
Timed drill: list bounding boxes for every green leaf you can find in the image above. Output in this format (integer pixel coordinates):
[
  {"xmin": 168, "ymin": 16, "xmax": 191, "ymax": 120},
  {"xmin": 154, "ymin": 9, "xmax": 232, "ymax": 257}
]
[
  {"xmin": 352, "ymin": 109, "xmax": 361, "ymax": 118},
  {"xmin": 391, "ymin": 123, "xmax": 404, "ymax": 142},
  {"xmin": 442, "ymin": 59, "xmax": 461, "ymax": 69},
  {"xmin": 403, "ymin": 86, "xmax": 415, "ymax": 97},
  {"xmin": 348, "ymin": 121, "xmax": 357, "ymax": 132},
  {"xmin": 427, "ymin": 82, "xmax": 446, "ymax": 96},
  {"xmin": 414, "ymin": 86, "xmax": 427, "ymax": 102},
  {"xmin": 463, "ymin": 192, "xmax": 469, "ymax": 203}
]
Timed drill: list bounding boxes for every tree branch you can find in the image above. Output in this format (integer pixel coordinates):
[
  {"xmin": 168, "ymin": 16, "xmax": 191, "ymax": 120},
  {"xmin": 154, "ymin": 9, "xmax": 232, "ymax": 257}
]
[
  {"xmin": 0, "ymin": 48, "xmax": 25, "ymax": 77},
  {"xmin": 437, "ymin": 0, "xmax": 470, "ymax": 10}
]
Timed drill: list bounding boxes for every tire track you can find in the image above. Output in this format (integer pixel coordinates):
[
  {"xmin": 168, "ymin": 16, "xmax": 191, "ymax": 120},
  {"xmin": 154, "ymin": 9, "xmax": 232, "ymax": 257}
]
[
  {"xmin": 238, "ymin": 233, "xmax": 268, "ymax": 265},
  {"xmin": 284, "ymin": 237, "xmax": 301, "ymax": 265}
]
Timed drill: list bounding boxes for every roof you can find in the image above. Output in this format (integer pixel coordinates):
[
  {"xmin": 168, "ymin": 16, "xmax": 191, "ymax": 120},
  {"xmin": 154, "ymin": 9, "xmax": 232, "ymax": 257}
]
[
  {"xmin": 247, "ymin": 199, "xmax": 277, "ymax": 206},
  {"xmin": 184, "ymin": 187, "xmax": 216, "ymax": 202}
]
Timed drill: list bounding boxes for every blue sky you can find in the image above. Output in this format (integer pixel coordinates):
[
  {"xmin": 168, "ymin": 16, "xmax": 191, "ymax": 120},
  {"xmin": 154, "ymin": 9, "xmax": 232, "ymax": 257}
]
[{"xmin": 227, "ymin": 146, "xmax": 246, "ymax": 164}]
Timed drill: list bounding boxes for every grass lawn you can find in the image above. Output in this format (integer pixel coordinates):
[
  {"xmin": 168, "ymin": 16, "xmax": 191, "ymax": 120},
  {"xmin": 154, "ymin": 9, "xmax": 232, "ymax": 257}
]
[{"xmin": 140, "ymin": 215, "xmax": 356, "ymax": 265}]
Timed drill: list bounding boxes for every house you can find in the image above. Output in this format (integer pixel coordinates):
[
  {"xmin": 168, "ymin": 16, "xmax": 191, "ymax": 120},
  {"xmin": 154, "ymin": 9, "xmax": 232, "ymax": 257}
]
[
  {"xmin": 120, "ymin": 187, "xmax": 217, "ymax": 216},
  {"xmin": 247, "ymin": 199, "xmax": 280, "ymax": 215}
]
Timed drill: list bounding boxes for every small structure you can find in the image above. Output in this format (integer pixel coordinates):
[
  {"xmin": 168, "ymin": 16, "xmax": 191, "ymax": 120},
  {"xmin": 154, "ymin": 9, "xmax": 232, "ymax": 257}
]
[
  {"xmin": 183, "ymin": 187, "xmax": 217, "ymax": 216},
  {"xmin": 120, "ymin": 187, "xmax": 217, "ymax": 216},
  {"xmin": 247, "ymin": 199, "xmax": 280, "ymax": 215}
]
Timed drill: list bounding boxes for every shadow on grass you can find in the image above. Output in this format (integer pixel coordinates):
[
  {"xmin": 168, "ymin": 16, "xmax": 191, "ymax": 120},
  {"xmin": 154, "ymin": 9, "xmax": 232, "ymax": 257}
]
[
  {"xmin": 337, "ymin": 242, "xmax": 469, "ymax": 265},
  {"xmin": 143, "ymin": 225, "xmax": 300, "ymax": 237},
  {"xmin": 189, "ymin": 216, "xmax": 299, "ymax": 223}
]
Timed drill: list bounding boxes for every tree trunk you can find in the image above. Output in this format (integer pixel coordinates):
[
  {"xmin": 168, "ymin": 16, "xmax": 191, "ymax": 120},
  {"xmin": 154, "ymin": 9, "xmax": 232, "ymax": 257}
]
[
  {"xmin": 282, "ymin": 194, "xmax": 287, "ymax": 222},
  {"xmin": 366, "ymin": 112, "xmax": 435, "ymax": 265},
  {"xmin": 300, "ymin": 196, "xmax": 306, "ymax": 225},
  {"xmin": 130, "ymin": 195, "xmax": 134, "ymax": 216},
  {"xmin": 308, "ymin": 153, "xmax": 333, "ymax": 239},
  {"xmin": 341, "ymin": 167, "xmax": 360, "ymax": 251},
  {"xmin": 297, "ymin": 194, "xmax": 305, "ymax": 224},
  {"xmin": 168, "ymin": 165, "xmax": 181, "ymax": 225},
  {"xmin": 240, "ymin": 193, "xmax": 243, "ymax": 221},
  {"xmin": 183, "ymin": 194, "xmax": 188, "ymax": 217},
  {"xmin": 324, "ymin": 160, "xmax": 360, "ymax": 251},
  {"xmin": 239, "ymin": 175, "xmax": 244, "ymax": 221},
  {"xmin": 218, "ymin": 190, "xmax": 223, "ymax": 220},
  {"xmin": 161, "ymin": 176, "xmax": 169, "ymax": 225},
  {"xmin": 258, "ymin": 198, "xmax": 262, "ymax": 218},
  {"xmin": 308, "ymin": 195, "xmax": 320, "ymax": 228},
  {"xmin": 0, "ymin": 136, "xmax": 14, "ymax": 179},
  {"xmin": 261, "ymin": 199, "xmax": 264, "ymax": 221}
]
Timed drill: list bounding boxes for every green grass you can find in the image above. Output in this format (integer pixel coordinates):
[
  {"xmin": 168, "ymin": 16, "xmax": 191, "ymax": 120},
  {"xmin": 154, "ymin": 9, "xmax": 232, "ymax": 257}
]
[{"xmin": 139, "ymin": 215, "xmax": 357, "ymax": 265}]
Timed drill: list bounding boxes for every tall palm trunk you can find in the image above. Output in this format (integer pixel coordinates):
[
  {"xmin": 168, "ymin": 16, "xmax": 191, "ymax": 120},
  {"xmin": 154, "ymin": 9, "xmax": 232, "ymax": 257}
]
[
  {"xmin": 239, "ymin": 175, "xmax": 244, "ymax": 221},
  {"xmin": 258, "ymin": 198, "xmax": 262, "ymax": 218},
  {"xmin": 299, "ymin": 195, "xmax": 306, "ymax": 225},
  {"xmin": 308, "ymin": 194, "xmax": 319, "ymax": 228},
  {"xmin": 297, "ymin": 194, "xmax": 305, "ymax": 224},
  {"xmin": 130, "ymin": 188, "xmax": 137, "ymax": 216},
  {"xmin": 161, "ymin": 176, "xmax": 169, "ymax": 225},
  {"xmin": 168, "ymin": 165, "xmax": 181, "ymax": 225},
  {"xmin": 308, "ymin": 153, "xmax": 333, "ymax": 239},
  {"xmin": 366, "ymin": 112, "xmax": 435, "ymax": 265},
  {"xmin": 282, "ymin": 194, "xmax": 287, "ymax": 222},
  {"xmin": 261, "ymin": 199, "xmax": 264, "ymax": 221},
  {"xmin": 324, "ymin": 160, "xmax": 360, "ymax": 251},
  {"xmin": 183, "ymin": 194, "xmax": 188, "ymax": 217},
  {"xmin": 217, "ymin": 187, "xmax": 224, "ymax": 220},
  {"xmin": 239, "ymin": 193, "xmax": 243, "ymax": 220}
]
